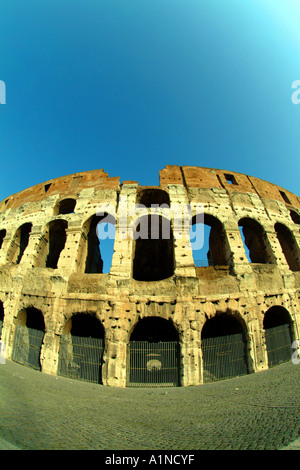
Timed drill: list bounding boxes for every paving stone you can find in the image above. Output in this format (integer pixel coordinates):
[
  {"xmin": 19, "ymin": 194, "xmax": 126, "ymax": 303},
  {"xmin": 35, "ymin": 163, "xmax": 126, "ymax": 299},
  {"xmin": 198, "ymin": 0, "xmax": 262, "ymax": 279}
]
[{"xmin": 0, "ymin": 359, "xmax": 300, "ymax": 450}]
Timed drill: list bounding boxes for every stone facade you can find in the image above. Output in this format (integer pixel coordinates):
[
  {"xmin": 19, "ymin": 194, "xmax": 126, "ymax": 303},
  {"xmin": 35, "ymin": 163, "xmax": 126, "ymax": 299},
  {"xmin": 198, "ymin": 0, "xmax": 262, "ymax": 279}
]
[{"xmin": 0, "ymin": 165, "xmax": 299, "ymax": 387}]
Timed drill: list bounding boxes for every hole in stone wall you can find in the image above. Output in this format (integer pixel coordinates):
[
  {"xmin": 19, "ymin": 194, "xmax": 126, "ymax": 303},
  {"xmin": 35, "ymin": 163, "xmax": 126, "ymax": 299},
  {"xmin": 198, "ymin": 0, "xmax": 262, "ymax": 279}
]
[
  {"xmin": 70, "ymin": 313, "xmax": 104, "ymax": 338},
  {"xmin": 130, "ymin": 317, "xmax": 179, "ymax": 342},
  {"xmin": 0, "ymin": 229, "xmax": 6, "ymax": 250},
  {"xmin": 238, "ymin": 218, "xmax": 275, "ymax": 264},
  {"xmin": 58, "ymin": 198, "xmax": 76, "ymax": 215},
  {"xmin": 25, "ymin": 307, "xmax": 45, "ymax": 331},
  {"xmin": 85, "ymin": 214, "xmax": 116, "ymax": 274},
  {"xmin": 290, "ymin": 210, "xmax": 300, "ymax": 225},
  {"xmin": 275, "ymin": 222, "xmax": 300, "ymax": 271},
  {"xmin": 224, "ymin": 174, "xmax": 238, "ymax": 185},
  {"xmin": 137, "ymin": 188, "xmax": 170, "ymax": 207},
  {"xmin": 133, "ymin": 215, "xmax": 174, "ymax": 281},
  {"xmin": 14, "ymin": 223, "xmax": 32, "ymax": 264},
  {"xmin": 201, "ymin": 313, "xmax": 244, "ymax": 339},
  {"xmin": 190, "ymin": 214, "xmax": 231, "ymax": 267},
  {"xmin": 279, "ymin": 190, "xmax": 291, "ymax": 205},
  {"xmin": 46, "ymin": 220, "xmax": 68, "ymax": 269}
]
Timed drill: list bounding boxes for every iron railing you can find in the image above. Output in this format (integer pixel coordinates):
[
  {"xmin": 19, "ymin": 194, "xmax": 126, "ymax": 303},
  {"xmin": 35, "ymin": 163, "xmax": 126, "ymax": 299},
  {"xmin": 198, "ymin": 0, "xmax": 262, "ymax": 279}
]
[
  {"xmin": 202, "ymin": 333, "xmax": 249, "ymax": 383},
  {"xmin": 58, "ymin": 334, "xmax": 104, "ymax": 384},
  {"xmin": 11, "ymin": 325, "xmax": 44, "ymax": 370},
  {"xmin": 264, "ymin": 324, "xmax": 292, "ymax": 367},
  {"xmin": 127, "ymin": 341, "xmax": 180, "ymax": 387}
]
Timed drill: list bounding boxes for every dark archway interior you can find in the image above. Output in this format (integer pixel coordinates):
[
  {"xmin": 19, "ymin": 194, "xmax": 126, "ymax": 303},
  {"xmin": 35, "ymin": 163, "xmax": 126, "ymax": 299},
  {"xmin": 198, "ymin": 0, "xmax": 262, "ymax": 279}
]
[
  {"xmin": 238, "ymin": 218, "xmax": 274, "ymax": 264},
  {"xmin": 137, "ymin": 188, "xmax": 170, "ymax": 207},
  {"xmin": 17, "ymin": 223, "xmax": 32, "ymax": 264},
  {"xmin": 0, "ymin": 229, "xmax": 6, "ymax": 250},
  {"xmin": 191, "ymin": 214, "xmax": 230, "ymax": 266},
  {"xmin": 70, "ymin": 313, "xmax": 104, "ymax": 339},
  {"xmin": 263, "ymin": 306, "xmax": 291, "ymax": 330},
  {"xmin": 46, "ymin": 220, "xmax": 68, "ymax": 269},
  {"xmin": 58, "ymin": 198, "xmax": 76, "ymax": 215},
  {"xmin": 275, "ymin": 223, "xmax": 300, "ymax": 272},
  {"xmin": 130, "ymin": 317, "xmax": 179, "ymax": 342},
  {"xmin": 85, "ymin": 213, "xmax": 116, "ymax": 274},
  {"xmin": 201, "ymin": 313, "xmax": 244, "ymax": 339},
  {"xmin": 133, "ymin": 215, "xmax": 174, "ymax": 281},
  {"xmin": 26, "ymin": 307, "xmax": 45, "ymax": 331},
  {"xmin": 290, "ymin": 210, "xmax": 300, "ymax": 225}
]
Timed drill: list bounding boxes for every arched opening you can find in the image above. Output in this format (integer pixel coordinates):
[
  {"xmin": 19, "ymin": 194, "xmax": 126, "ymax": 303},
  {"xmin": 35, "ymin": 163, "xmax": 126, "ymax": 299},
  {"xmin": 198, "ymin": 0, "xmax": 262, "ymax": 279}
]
[
  {"xmin": 290, "ymin": 210, "xmax": 300, "ymax": 225},
  {"xmin": 190, "ymin": 214, "xmax": 231, "ymax": 268},
  {"xmin": 46, "ymin": 219, "xmax": 68, "ymax": 269},
  {"xmin": 0, "ymin": 229, "xmax": 6, "ymax": 250},
  {"xmin": 238, "ymin": 218, "xmax": 275, "ymax": 264},
  {"xmin": 275, "ymin": 223, "xmax": 300, "ymax": 271},
  {"xmin": 263, "ymin": 306, "xmax": 293, "ymax": 367},
  {"xmin": 128, "ymin": 317, "xmax": 180, "ymax": 387},
  {"xmin": 58, "ymin": 313, "xmax": 105, "ymax": 384},
  {"xmin": 201, "ymin": 313, "xmax": 249, "ymax": 382},
  {"xmin": 84, "ymin": 213, "xmax": 116, "ymax": 274},
  {"xmin": 57, "ymin": 198, "xmax": 76, "ymax": 215},
  {"xmin": 12, "ymin": 307, "xmax": 45, "ymax": 371},
  {"xmin": 133, "ymin": 215, "xmax": 174, "ymax": 281},
  {"xmin": 137, "ymin": 188, "xmax": 170, "ymax": 207},
  {"xmin": 8, "ymin": 223, "xmax": 32, "ymax": 264}
]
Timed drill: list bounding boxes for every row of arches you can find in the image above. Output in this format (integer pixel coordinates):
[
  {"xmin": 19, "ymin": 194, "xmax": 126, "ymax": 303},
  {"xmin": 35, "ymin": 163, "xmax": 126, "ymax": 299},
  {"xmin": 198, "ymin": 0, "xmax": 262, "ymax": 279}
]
[
  {"xmin": 2, "ymin": 302, "xmax": 295, "ymax": 386},
  {"xmin": 0, "ymin": 211, "xmax": 299, "ymax": 279}
]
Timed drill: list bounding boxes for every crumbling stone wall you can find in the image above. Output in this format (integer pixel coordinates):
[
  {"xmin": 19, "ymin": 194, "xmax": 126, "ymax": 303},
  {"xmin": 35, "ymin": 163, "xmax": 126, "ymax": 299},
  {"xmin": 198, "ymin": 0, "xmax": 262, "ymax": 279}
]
[{"xmin": 0, "ymin": 166, "xmax": 299, "ymax": 386}]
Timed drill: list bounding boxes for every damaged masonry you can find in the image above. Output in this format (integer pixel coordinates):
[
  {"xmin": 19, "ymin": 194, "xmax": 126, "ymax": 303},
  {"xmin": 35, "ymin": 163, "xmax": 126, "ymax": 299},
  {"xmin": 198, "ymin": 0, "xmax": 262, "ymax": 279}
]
[{"xmin": 0, "ymin": 165, "xmax": 299, "ymax": 387}]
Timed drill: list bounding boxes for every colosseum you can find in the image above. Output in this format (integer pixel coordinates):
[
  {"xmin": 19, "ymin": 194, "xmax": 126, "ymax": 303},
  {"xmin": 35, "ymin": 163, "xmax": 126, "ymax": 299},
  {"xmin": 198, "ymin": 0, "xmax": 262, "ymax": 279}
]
[{"xmin": 0, "ymin": 165, "xmax": 299, "ymax": 387}]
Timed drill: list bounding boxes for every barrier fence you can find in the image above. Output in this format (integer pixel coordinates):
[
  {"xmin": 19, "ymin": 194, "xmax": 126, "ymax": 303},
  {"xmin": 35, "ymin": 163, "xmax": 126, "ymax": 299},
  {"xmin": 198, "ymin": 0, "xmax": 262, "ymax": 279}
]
[
  {"xmin": 127, "ymin": 341, "xmax": 180, "ymax": 387},
  {"xmin": 58, "ymin": 334, "xmax": 104, "ymax": 384},
  {"xmin": 201, "ymin": 333, "xmax": 249, "ymax": 383}
]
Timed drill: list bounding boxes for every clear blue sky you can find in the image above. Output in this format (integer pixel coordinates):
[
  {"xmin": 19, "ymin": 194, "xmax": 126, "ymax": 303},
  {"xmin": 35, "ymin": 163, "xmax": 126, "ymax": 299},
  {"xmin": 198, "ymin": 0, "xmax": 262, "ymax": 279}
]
[{"xmin": 1, "ymin": 0, "xmax": 300, "ymax": 203}]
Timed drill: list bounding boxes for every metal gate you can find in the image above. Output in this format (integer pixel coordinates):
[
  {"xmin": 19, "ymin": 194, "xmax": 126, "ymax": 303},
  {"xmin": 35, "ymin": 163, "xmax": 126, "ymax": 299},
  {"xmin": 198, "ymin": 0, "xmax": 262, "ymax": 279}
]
[
  {"xmin": 202, "ymin": 333, "xmax": 248, "ymax": 383},
  {"xmin": 12, "ymin": 325, "xmax": 44, "ymax": 370},
  {"xmin": 265, "ymin": 324, "xmax": 292, "ymax": 367},
  {"xmin": 58, "ymin": 334, "xmax": 104, "ymax": 384},
  {"xmin": 127, "ymin": 341, "xmax": 180, "ymax": 387}
]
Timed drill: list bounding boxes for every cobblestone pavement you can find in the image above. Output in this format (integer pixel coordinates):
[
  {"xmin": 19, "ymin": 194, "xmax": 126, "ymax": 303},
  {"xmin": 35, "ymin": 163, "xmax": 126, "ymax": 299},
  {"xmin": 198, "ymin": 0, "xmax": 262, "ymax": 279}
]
[{"xmin": 0, "ymin": 359, "xmax": 299, "ymax": 451}]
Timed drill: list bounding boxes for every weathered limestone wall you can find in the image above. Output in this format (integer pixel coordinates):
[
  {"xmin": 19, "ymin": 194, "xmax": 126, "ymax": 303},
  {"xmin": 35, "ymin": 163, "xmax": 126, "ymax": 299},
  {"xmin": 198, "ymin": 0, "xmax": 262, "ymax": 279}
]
[{"xmin": 0, "ymin": 166, "xmax": 299, "ymax": 387}]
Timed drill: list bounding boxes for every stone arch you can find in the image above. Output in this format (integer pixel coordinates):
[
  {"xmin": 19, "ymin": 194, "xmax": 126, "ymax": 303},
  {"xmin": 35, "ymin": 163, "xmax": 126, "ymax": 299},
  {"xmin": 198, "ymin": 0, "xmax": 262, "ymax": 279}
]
[
  {"xmin": 274, "ymin": 223, "xmax": 300, "ymax": 271},
  {"xmin": 136, "ymin": 188, "xmax": 170, "ymax": 207},
  {"xmin": 45, "ymin": 219, "xmax": 68, "ymax": 269},
  {"xmin": 263, "ymin": 306, "xmax": 294, "ymax": 367},
  {"xmin": 12, "ymin": 307, "xmax": 45, "ymax": 371},
  {"xmin": 201, "ymin": 311, "xmax": 249, "ymax": 382},
  {"xmin": 130, "ymin": 316, "xmax": 179, "ymax": 342},
  {"xmin": 55, "ymin": 198, "xmax": 76, "ymax": 215},
  {"xmin": 8, "ymin": 223, "xmax": 32, "ymax": 264},
  {"xmin": 238, "ymin": 217, "xmax": 275, "ymax": 264},
  {"xmin": 0, "ymin": 229, "xmax": 6, "ymax": 250},
  {"xmin": 132, "ymin": 214, "xmax": 174, "ymax": 281},
  {"xmin": 58, "ymin": 312, "xmax": 105, "ymax": 384},
  {"xmin": 82, "ymin": 213, "xmax": 116, "ymax": 274},
  {"xmin": 127, "ymin": 316, "xmax": 180, "ymax": 386},
  {"xmin": 290, "ymin": 210, "xmax": 300, "ymax": 225},
  {"xmin": 190, "ymin": 213, "xmax": 232, "ymax": 267}
]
